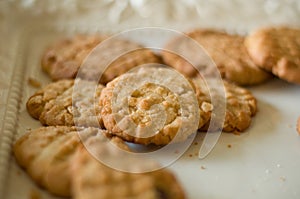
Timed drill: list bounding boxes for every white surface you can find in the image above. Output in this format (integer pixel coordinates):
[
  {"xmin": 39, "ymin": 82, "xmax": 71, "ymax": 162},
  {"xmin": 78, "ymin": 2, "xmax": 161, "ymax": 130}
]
[
  {"xmin": 1, "ymin": 24, "xmax": 300, "ymax": 199},
  {"xmin": 171, "ymin": 79, "xmax": 300, "ymax": 199}
]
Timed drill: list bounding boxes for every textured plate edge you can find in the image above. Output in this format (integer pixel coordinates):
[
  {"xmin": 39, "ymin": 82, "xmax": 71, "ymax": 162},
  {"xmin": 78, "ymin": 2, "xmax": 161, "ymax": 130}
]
[{"xmin": 0, "ymin": 32, "xmax": 24, "ymax": 197}]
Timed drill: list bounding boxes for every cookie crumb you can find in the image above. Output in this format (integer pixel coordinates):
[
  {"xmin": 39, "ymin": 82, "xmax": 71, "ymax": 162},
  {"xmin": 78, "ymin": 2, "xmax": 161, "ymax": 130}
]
[
  {"xmin": 30, "ymin": 189, "xmax": 41, "ymax": 199},
  {"xmin": 201, "ymin": 102, "xmax": 213, "ymax": 112},
  {"xmin": 194, "ymin": 152, "xmax": 199, "ymax": 156},
  {"xmin": 280, "ymin": 176, "xmax": 286, "ymax": 182},
  {"xmin": 189, "ymin": 154, "xmax": 193, "ymax": 157},
  {"xmin": 227, "ymin": 144, "xmax": 232, "ymax": 148},
  {"xmin": 201, "ymin": 166, "xmax": 206, "ymax": 170},
  {"xmin": 28, "ymin": 78, "xmax": 41, "ymax": 88},
  {"xmin": 194, "ymin": 142, "xmax": 198, "ymax": 146},
  {"xmin": 297, "ymin": 117, "xmax": 300, "ymax": 135},
  {"xmin": 277, "ymin": 164, "xmax": 281, "ymax": 168},
  {"xmin": 233, "ymin": 131, "xmax": 241, "ymax": 136}
]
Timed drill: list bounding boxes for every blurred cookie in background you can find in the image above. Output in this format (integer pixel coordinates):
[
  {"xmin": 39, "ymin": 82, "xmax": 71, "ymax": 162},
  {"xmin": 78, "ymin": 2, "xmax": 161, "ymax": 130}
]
[
  {"xmin": 162, "ymin": 29, "xmax": 272, "ymax": 86},
  {"xmin": 245, "ymin": 26, "xmax": 300, "ymax": 84}
]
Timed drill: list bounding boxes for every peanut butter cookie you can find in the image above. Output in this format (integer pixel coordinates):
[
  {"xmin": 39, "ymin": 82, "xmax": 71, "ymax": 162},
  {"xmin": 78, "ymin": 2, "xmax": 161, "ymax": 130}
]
[
  {"xmin": 13, "ymin": 126, "xmax": 106, "ymax": 196},
  {"xmin": 162, "ymin": 29, "xmax": 272, "ymax": 86},
  {"xmin": 14, "ymin": 126, "xmax": 186, "ymax": 198},
  {"xmin": 193, "ymin": 77, "xmax": 257, "ymax": 132},
  {"xmin": 42, "ymin": 34, "xmax": 161, "ymax": 84},
  {"xmin": 100, "ymin": 66, "xmax": 199, "ymax": 145},
  {"xmin": 26, "ymin": 79, "xmax": 104, "ymax": 127},
  {"xmin": 245, "ymin": 27, "xmax": 300, "ymax": 84},
  {"xmin": 72, "ymin": 140, "xmax": 186, "ymax": 199}
]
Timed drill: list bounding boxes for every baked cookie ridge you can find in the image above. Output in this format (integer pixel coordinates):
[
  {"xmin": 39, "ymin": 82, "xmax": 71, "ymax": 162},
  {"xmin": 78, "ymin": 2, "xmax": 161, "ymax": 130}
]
[{"xmin": 26, "ymin": 79, "xmax": 104, "ymax": 127}]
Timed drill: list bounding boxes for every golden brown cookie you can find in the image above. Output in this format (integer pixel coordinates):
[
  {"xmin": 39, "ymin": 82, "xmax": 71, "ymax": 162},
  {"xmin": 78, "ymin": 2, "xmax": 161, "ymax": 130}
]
[
  {"xmin": 162, "ymin": 29, "xmax": 272, "ymax": 86},
  {"xmin": 71, "ymin": 144, "xmax": 186, "ymax": 199},
  {"xmin": 42, "ymin": 34, "xmax": 161, "ymax": 84},
  {"xmin": 100, "ymin": 66, "xmax": 199, "ymax": 145},
  {"xmin": 13, "ymin": 126, "xmax": 129, "ymax": 197},
  {"xmin": 192, "ymin": 78, "xmax": 214, "ymax": 130},
  {"xmin": 26, "ymin": 79, "xmax": 104, "ymax": 127},
  {"xmin": 14, "ymin": 126, "xmax": 186, "ymax": 198},
  {"xmin": 42, "ymin": 35, "xmax": 106, "ymax": 81},
  {"xmin": 193, "ymin": 77, "xmax": 257, "ymax": 132},
  {"xmin": 245, "ymin": 26, "xmax": 300, "ymax": 84},
  {"xmin": 13, "ymin": 126, "xmax": 104, "ymax": 196}
]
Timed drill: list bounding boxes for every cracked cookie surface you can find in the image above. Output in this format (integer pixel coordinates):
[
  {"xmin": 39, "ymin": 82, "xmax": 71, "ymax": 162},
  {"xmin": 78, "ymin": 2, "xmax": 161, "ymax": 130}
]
[
  {"xmin": 72, "ymin": 137, "xmax": 186, "ymax": 199},
  {"xmin": 193, "ymin": 77, "xmax": 257, "ymax": 132},
  {"xmin": 14, "ymin": 126, "xmax": 186, "ymax": 199},
  {"xmin": 26, "ymin": 79, "xmax": 104, "ymax": 127},
  {"xmin": 42, "ymin": 34, "xmax": 161, "ymax": 84},
  {"xmin": 13, "ymin": 126, "xmax": 107, "ymax": 196},
  {"xmin": 100, "ymin": 66, "xmax": 199, "ymax": 145}
]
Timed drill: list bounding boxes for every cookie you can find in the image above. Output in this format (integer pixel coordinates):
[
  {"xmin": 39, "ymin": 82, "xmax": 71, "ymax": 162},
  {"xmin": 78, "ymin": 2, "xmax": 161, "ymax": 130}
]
[
  {"xmin": 13, "ymin": 126, "xmax": 99, "ymax": 196},
  {"xmin": 42, "ymin": 35, "xmax": 106, "ymax": 81},
  {"xmin": 162, "ymin": 29, "xmax": 272, "ymax": 86},
  {"xmin": 193, "ymin": 77, "xmax": 257, "ymax": 132},
  {"xmin": 13, "ymin": 126, "xmax": 129, "ymax": 196},
  {"xmin": 100, "ymin": 66, "xmax": 199, "ymax": 145},
  {"xmin": 26, "ymin": 79, "xmax": 104, "ymax": 127},
  {"xmin": 14, "ymin": 126, "xmax": 185, "ymax": 198},
  {"xmin": 42, "ymin": 34, "xmax": 161, "ymax": 84},
  {"xmin": 245, "ymin": 27, "xmax": 300, "ymax": 84},
  {"xmin": 71, "ymin": 142, "xmax": 186, "ymax": 199}
]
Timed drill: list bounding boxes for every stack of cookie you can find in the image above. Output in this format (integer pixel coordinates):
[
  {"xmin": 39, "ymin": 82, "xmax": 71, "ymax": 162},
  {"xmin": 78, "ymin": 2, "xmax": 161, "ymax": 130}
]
[
  {"xmin": 14, "ymin": 126, "xmax": 185, "ymax": 198},
  {"xmin": 17, "ymin": 36, "xmax": 187, "ymax": 199},
  {"xmin": 14, "ymin": 26, "xmax": 300, "ymax": 198}
]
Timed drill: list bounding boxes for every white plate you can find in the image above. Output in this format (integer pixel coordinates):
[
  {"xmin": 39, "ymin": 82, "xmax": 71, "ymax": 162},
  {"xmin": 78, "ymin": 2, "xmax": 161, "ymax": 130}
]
[{"xmin": 1, "ymin": 24, "xmax": 300, "ymax": 199}]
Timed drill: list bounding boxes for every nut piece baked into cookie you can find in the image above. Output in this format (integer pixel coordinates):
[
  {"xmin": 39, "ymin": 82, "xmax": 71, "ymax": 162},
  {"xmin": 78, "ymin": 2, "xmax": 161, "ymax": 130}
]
[
  {"xmin": 193, "ymin": 77, "xmax": 257, "ymax": 132},
  {"xmin": 100, "ymin": 66, "xmax": 199, "ymax": 145},
  {"xmin": 245, "ymin": 27, "xmax": 300, "ymax": 84},
  {"xmin": 42, "ymin": 34, "xmax": 161, "ymax": 84},
  {"xmin": 162, "ymin": 29, "xmax": 272, "ymax": 86},
  {"xmin": 26, "ymin": 79, "xmax": 104, "ymax": 127}
]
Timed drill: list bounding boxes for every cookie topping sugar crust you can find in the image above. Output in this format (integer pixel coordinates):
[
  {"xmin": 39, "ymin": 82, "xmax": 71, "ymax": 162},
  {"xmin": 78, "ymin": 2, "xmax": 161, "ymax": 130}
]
[
  {"xmin": 129, "ymin": 83, "xmax": 180, "ymax": 127},
  {"xmin": 100, "ymin": 66, "xmax": 199, "ymax": 145}
]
